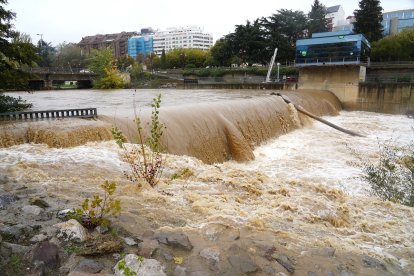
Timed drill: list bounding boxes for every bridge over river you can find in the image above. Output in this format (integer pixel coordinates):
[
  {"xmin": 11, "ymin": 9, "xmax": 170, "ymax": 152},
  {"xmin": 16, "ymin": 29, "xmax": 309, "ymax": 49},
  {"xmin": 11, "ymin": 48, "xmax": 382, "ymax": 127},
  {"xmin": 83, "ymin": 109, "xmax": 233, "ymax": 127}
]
[{"xmin": 25, "ymin": 67, "xmax": 98, "ymax": 90}]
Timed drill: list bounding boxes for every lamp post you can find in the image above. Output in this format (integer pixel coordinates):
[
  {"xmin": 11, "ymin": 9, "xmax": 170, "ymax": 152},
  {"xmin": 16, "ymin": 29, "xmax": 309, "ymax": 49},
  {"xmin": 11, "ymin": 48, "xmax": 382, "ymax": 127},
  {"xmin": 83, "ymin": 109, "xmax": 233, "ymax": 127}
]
[
  {"xmin": 277, "ymin": 62, "xmax": 280, "ymax": 82},
  {"xmin": 37, "ymin": 33, "xmax": 43, "ymax": 49}
]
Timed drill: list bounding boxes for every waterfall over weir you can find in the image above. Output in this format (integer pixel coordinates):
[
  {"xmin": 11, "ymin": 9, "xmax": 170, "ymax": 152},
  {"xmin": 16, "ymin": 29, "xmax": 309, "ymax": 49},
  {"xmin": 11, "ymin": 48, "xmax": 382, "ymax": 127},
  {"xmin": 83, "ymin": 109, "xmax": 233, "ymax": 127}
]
[
  {"xmin": 0, "ymin": 90, "xmax": 341, "ymax": 163},
  {"xmin": 103, "ymin": 90, "xmax": 342, "ymax": 164}
]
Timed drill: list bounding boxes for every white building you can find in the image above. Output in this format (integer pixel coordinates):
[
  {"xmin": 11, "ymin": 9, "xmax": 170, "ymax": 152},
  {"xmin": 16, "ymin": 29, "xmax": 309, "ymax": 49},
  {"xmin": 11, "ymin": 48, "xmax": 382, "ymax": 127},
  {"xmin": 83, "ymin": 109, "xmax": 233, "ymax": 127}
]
[
  {"xmin": 153, "ymin": 26, "xmax": 213, "ymax": 55},
  {"xmin": 326, "ymin": 5, "xmax": 346, "ymax": 31}
]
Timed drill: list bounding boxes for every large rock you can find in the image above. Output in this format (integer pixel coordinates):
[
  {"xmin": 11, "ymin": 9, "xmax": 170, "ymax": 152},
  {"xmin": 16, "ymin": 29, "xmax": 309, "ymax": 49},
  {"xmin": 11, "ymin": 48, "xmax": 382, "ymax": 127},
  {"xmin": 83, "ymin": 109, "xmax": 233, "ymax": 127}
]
[
  {"xmin": 200, "ymin": 247, "xmax": 220, "ymax": 264},
  {"xmin": 22, "ymin": 205, "xmax": 44, "ymax": 216},
  {"xmin": 74, "ymin": 259, "xmax": 104, "ymax": 273},
  {"xmin": 123, "ymin": 237, "xmax": 137, "ymax": 246},
  {"xmin": 1, "ymin": 242, "xmax": 31, "ymax": 257},
  {"xmin": 0, "ymin": 193, "xmax": 18, "ymax": 209},
  {"xmin": 30, "ymin": 234, "xmax": 48, "ymax": 244},
  {"xmin": 155, "ymin": 232, "xmax": 193, "ymax": 251},
  {"xmin": 228, "ymin": 255, "xmax": 259, "ymax": 274},
  {"xmin": 276, "ymin": 254, "xmax": 295, "ymax": 274},
  {"xmin": 0, "ymin": 224, "xmax": 31, "ymax": 241},
  {"xmin": 31, "ymin": 241, "xmax": 60, "ymax": 269},
  {"xmin": 54, "ymin": 219, "xmax": 88, "ymax": 242},
  {"xmin": 362, "ymin": 255, "xmax": 386, "ymax": 270},
  {"xmin": 114, "ymin": 254, "xmax": 166, "ymax": 276},
  {"xmin": 78, "ymin": 234, "xmax": 123, "ymax": 255},
  {"xmin": 138, "ymin": 239, "xmax": 159, "ymax": 258}
]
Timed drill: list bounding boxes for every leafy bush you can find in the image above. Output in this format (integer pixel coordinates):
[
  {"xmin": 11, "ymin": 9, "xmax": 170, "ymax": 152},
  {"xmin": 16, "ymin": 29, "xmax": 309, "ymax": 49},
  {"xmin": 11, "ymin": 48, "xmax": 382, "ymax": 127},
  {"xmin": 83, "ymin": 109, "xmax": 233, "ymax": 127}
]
[
  {"xmin": 112, "ymin": 94, "xmax": 165, "ymax": 187},
  {"xmin": 0, "ymin": 94, "xmax": 32, "ymax": 113},
  {"xmin": 69, "ymin": 180, "xmax": 121, "ymax": 229},
  {"xmin": 361, "ymin": 141, "xmax": 414, "ymax": 207},
  {"xmin": 94, "ymin": 68, "xmax": 125, "ymax": 89}
]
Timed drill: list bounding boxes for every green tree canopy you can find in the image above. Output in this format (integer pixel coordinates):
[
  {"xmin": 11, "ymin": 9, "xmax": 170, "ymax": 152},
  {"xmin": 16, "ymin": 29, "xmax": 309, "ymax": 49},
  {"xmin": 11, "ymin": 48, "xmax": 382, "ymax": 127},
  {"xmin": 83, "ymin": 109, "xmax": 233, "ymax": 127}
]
[
  {"xmin": 261, "ymin": 9, "xmax": 308, "ymax": 62},
  {"xmin": 353, "ymin": 0, "xmax": 384, "ymax": 42},
  {"xmin": 160, "ymin": 49, "xmax": 167, "ymax": 69},
  {"xmin": 54, "ymin": 42, "xmax": 85, "ymax": 68},
  {"xmin": 165, "ymin": 48, "xmax": 210, "ymax": 68},
  {"xmin": 86, "ymin": 48, "xmax": 124, "ymax": 89},
  {"xmin": 87, "ymin": 48, "xmax": 115, "ymax": 76},
  {"xmin": 308, "ymin": 0, "xmax": 328, "ymax": 36},
  {"xmin": 371, "ymin": 28, "xmax": 414, "ymax": 61},
  {"xmin": 0, "ymin": 0, "xmax": 38, "ymax": 91},
  {"xmin": 37, "ymin": 39, "xmax": 56, "ymax": 67},
  {"xmin": 210, "ymin": 38, "xmax": 233, "ymax": 67},
  {"xmin": 117, "ymin": 54, "xmax": 134, "ymax": 72}
]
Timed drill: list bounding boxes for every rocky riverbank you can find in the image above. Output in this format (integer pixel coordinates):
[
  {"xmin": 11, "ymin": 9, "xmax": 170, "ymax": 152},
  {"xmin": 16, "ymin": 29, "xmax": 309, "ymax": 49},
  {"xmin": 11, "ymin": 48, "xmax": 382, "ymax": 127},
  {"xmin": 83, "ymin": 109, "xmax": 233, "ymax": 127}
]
[{"xmin": 0, "ymin": 169, "xmax": 410, "ymax": 276}]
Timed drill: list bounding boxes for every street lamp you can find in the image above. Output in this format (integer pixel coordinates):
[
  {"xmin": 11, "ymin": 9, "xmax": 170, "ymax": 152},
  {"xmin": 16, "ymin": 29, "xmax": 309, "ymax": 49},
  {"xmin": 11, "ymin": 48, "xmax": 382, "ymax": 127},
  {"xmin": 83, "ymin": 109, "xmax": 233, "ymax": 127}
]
[
  {"xmin": 276, "ymin": 62, "xmax": 280, "ymax": 82},
  {"xmin": 37, "ymin": 33, "xmax": 43, "ymax": 48}
]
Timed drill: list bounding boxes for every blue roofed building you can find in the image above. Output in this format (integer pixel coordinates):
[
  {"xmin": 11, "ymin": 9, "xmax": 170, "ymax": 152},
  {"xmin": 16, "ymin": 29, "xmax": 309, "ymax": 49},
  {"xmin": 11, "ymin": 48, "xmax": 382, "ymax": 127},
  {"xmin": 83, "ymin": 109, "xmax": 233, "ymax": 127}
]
[
  {"xmin": 128, "ymin": 35, "xmax": 154, "ymax": 59},
  {"xmin": 295, "ymin": 31, "xmax": 371, "ymax": 66}
]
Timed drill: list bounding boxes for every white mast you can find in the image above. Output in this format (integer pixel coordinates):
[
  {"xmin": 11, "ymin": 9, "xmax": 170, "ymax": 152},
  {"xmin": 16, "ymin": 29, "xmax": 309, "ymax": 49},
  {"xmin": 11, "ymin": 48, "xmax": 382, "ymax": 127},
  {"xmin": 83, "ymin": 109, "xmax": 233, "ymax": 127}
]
[{"xmin": 265, "ymin": 48, "xmax": 278, "ymax": 83}]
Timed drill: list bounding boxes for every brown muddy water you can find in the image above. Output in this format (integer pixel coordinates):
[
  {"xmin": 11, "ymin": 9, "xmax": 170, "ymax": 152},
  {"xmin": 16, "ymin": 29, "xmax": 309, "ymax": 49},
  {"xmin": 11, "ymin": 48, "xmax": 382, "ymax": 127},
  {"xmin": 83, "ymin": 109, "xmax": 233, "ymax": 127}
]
[{"xmin": 1, "ymin": 89, "xmax": 414, "ymax": 274}]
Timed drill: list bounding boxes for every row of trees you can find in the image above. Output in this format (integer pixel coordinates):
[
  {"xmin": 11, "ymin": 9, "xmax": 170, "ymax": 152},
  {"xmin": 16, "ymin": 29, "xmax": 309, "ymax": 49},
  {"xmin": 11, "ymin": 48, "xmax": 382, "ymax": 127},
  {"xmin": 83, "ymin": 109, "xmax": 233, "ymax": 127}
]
[{"xmin": 209, "ymin": 0, "xmax": 387, "ymax": 67}]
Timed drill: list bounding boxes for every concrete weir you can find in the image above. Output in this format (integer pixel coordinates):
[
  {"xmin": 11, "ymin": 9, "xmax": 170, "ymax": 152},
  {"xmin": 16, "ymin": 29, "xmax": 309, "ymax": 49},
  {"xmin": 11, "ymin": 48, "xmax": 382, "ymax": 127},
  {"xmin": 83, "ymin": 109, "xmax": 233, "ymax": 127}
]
[
  {"xmin": 298, "ymin": 65, "xmax": 414, "ymax": 115},
  {"xmin": 105, "ymin": 90, "xmax": 342, "ymax": 164}
]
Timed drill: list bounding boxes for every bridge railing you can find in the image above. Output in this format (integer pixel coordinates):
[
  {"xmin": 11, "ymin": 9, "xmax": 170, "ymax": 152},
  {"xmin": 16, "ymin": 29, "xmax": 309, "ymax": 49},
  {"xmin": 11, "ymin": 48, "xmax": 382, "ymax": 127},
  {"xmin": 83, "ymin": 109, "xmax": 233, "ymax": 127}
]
[{"xmin": 24, "ymin": 67, "xmax": 94, "ymax": 74}]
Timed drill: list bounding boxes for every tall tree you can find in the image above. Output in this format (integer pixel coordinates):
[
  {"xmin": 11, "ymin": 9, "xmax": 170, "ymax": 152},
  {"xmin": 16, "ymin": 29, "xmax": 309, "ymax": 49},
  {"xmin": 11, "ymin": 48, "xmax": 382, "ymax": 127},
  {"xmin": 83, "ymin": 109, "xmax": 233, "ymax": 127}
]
[
  {"xmin": 55, "ymin": 42, "xmax": 85, "ymax": 68},
  {"xmin": 353, "ymin": 0, "xmax": 384, "ymax": 42},
  {"xmin": 261, "ymin": 9, "xmax": 308, "ymax": 62},
  {"xmin": 308, "ymin": 0, "xmax": 328, "ymax": 36},
  {"xmin": 210, "ymin": 38, "xmax": 233, "ymax": 67},
  {"xmin": 0, "ymin": 0, "xmax": 38, "ymax": 92},
  {"xmin": 37, "ymin": 39, "xmax": 56, "ymax": 67},
  {"xmin": 86, "ymin": 48, "xmax": 124, "ymax": 89},
  {"xmin": 231, "ymin": 19, "xmax": 268, "ymax": 65},
  {"xmin": 160, "ymin": 49, "xmax": 167, "ymax": 69}
]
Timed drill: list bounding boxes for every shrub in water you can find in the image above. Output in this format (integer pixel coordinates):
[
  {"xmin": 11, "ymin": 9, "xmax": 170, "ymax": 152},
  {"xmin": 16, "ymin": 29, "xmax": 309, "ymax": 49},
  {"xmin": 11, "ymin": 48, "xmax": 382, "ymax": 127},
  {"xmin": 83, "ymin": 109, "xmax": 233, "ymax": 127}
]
[
  {"xmin": 361, "ymin": 141, "xmax": 414, "ymax": 207},
  {"xmin": 69, "ymin": 180, "xmax": 121, "ymax": 229},
  {"xmin": 112, "ymin": 94, "xmax": 165, "ymax": 187}
]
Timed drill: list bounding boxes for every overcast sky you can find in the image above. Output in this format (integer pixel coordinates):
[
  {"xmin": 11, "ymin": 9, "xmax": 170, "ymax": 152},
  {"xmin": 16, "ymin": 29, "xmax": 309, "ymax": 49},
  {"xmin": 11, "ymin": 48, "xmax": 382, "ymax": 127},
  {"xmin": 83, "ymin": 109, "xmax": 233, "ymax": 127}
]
[{"xmin": 7, "ymin": 0, "xmax": 414, "ymax": 45}]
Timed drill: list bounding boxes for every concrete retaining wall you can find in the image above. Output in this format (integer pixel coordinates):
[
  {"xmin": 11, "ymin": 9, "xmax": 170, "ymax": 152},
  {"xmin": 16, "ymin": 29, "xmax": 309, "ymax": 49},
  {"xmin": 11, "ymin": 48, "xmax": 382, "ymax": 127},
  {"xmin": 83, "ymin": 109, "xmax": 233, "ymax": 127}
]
[
  {"xmin": 179, "ymin": 83, "xmax": 297, "ymax": 90},
  {"xmin": 356, "ymin": 83, "xmax": 414, "ymax": 114},
  {"xmin": 298, "ymin": 65, "xmax": 414, "ymax": 114}
]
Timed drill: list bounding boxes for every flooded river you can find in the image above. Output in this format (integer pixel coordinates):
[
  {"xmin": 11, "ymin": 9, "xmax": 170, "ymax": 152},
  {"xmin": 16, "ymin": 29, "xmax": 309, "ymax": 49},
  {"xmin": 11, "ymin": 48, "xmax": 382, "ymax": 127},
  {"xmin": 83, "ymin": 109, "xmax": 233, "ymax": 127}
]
[{"xmin": 1, "ymin": 89, "xmax": 414, "ymax": 274}]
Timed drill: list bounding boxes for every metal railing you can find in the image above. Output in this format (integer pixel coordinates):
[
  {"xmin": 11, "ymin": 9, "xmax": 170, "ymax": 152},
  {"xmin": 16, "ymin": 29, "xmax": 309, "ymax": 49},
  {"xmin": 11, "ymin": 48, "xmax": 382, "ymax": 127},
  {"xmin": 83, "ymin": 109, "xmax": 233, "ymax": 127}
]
[
  {"xmin": 364, "ymin": 75, "xmax": 413, "ymax": 83},
  {"xmin": 0, "ymin": 108, "xmax": 97, "ymax": 121},
  {"xmin": 23, "ymin": 67, "xmax": 94, "ymax": 74},
  {"xmin": 295, "ymin": 56, "xmax": 368, "ymax": 66}
]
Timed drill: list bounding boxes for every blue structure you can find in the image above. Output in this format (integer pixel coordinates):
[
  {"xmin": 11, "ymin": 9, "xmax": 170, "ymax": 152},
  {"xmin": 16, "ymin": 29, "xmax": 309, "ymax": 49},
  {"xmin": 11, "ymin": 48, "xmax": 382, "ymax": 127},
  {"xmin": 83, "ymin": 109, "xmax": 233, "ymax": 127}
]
[
  {"xmin": 382, "ymin": 9, "xmax": 414, "ymax": 36},
  {"xmin": 295, "ymin": 31, "xmax": 371, "ymax": 66},
  {"xmin": 128, "ymin": 35, "xmax": 154, "ymax": 59}
]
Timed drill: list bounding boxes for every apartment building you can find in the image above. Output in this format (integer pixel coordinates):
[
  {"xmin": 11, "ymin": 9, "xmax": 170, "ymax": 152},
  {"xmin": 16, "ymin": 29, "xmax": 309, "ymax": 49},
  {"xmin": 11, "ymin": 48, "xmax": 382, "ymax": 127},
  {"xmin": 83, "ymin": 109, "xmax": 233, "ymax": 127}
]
[
  {"xmin": 152, "ymin": 26, "xmax": 213, "ymax": 55},
  {"xmin": 78, "ymin": 31, "xmax": 138, "ymax": 58},
  {"xmin": 326, "ymin": 5, "xmax": 346, "ymax": 31},
  {"xmin": 128, "ymin": 28, "xmax": 155, "ymax": 59}
]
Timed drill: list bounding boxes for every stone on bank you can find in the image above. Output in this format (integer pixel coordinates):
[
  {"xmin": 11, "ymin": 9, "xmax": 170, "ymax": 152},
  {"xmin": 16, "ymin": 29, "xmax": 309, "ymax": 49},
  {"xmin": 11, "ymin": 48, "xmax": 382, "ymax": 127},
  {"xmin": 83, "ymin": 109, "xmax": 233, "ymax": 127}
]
[{"xmin": 114, "ymin": 254, "xmax": 166, "ymax": 276}]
